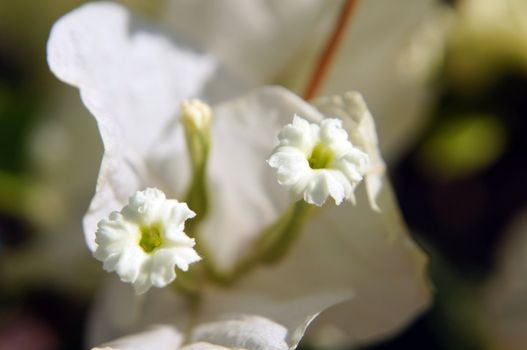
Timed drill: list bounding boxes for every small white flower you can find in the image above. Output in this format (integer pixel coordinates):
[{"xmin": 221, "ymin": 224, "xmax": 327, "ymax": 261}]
[
  {"xmin": 94, "ymin": 188, "xmax": 200, "ymax": 294},
  {"xmin": 268, "ymin": 115, "xmax": 369, "ymax": 206}
]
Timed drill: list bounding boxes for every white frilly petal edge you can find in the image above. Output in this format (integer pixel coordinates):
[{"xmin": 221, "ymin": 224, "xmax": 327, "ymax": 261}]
[
  {"xmin": 47, "ymin": 1, "xmax": 215, "ymax": 155},
  {"xmin": 191, "ymin": 315, "xmax": 290, "ymax": 350},
  {"xmin": 314, "ymin": 91, "xmax": 385, "ymax": 211},
  {"xmin": 197, "ymin": 86, "xmax": 326, "ymax": 272},
  {"xmin": 92, "ymin": 315, "xmax": 300, "ymax": 350},
  {"xmin": 47, "ymin": 1, "xmax": 215, "ymax": 251},
  {"xmin": 92, "ymin": 325, "xmax": 183, "ymax": 350}
]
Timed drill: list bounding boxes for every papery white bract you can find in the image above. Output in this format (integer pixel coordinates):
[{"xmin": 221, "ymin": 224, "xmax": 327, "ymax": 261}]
[
  {"xmin": 47, "ymin": 2, "xmax": 431, "ymax": 347},
  {"xmin": 82, "ymin": 88, "xmax": 429, "ymax": 349},
  {"xmin": 268, "ymin": 115, "xmax": 368, "ymax": 206},
  {"xmin": 91, "ymin": 315, "xmax": 290, "ymax": 350},
  {"xmin": 94, "ymin": 188, "xmax": 200, "ymax": 294},
  {"xmin": 163, "ymin": 0, "xmax": 444, "ymax": 161}
]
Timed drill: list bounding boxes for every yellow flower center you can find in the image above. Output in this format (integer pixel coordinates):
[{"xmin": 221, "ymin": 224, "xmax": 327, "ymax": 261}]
[
  {"xmin": 308, "ymin": 143, "xmax": 333, "ymax": 169},
  {"xmin": 139, "ymin": 224, "xmax": 163, "ymax": 253}
]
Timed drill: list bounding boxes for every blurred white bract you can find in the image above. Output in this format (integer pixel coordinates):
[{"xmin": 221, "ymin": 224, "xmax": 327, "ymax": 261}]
[{"xmin": 47, "ymin": 1, "xmax": 432, "ymax": 349}]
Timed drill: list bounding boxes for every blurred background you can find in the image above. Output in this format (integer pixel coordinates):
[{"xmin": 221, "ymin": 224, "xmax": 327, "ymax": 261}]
[{"xmin": 1, "ymin": 0, "xmax": 527, "ymax": 349}]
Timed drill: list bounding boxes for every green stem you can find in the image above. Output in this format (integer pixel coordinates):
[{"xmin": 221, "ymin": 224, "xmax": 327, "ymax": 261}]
[
  {"xmin": 223, "ymin": 201, "xmax": 314, "ymax": 285},
  {"xmin": 258, "ymin": 200, "xmax": 313, "ymax": 264},
  {"xmin": 183, "ymin": 127, "xmax": 210, "ymax": 236}
]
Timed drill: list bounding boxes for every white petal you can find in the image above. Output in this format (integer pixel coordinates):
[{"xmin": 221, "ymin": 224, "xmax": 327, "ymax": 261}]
[
  {"xmin": 195, "ymin": 182, "xmax": 428, "ymax": 348},
  {"xmin": 315, "ymin": 91, "xmax": 385, "ymax": 211},
  {"xmin": 149, "ymin": 250, "xmax": 177, "ymax": 288},
  {"xmin": 284, "ymin": 0, "xmax": 441, "ymax": 161},
  {"xmin": 87, "ymin": 86, "xmax": 430, "ymax": 349},
  {"xmin": 304, "ymin": 172, "xmax": 331, "ymax": 206},
  {"xmin": 87, "ymin": 277, "xmax": 190, "ymax": 347},
  {"xmin": 164, "ymin": 0, "xmax": 440, "ymax": 160},
  {"xmin": 199, "ymin": 86, "xmax": 326, "ymax": 272},
  {"xmin": 148, "ymin": 248, "xmax": 200, "ymax": 288},
  {"xmin": 115, "ymin": 246, "xmax": 145, "ymax": 283},
  {"xmin": 47, "ymin": 2, "xmax": 215, "ymax": 156},
  {"xmin": 93, "ymin": 325, "xmax": 183, "ymax": 350},
  {"xmin": 191, "ymin": 315, "xmax": 289, "ymax": 350},
  {"xmin": 131, "ymin": 271, "xmax": 152, "ymax": 296},
  {"xmin": 164, "ymin": 0, "xmax": 330, "ymax": 87},
  {"xmin": 47, "ymin": 2, "xmax": 215, "ymax": 250},
  {"xmin": 284, "ymin": 180, "xmax": 430, "ymax": 345},
  {"xmin": 180, "ymin": 343, "xmax": 232, "ymax": 350}
]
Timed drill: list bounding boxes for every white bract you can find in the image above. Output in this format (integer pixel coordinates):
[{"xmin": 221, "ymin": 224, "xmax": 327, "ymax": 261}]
[
  {"xmin": 163, "ymin": 0, "xmax": 444, "ymax": 161},
  {"xmin": 268, "ymin": 116, "xmax": 368, "ymax": 206},
  {"xmin": 47, "ymin": 2, "xmax": 430, "ymax": 349},
  {"xmin": 94, "ymin": 188, "xmax": 200, "ymax": 294},
  {"xmin": 92, "ymin": 315, "xmax": 290, "ymax": 350}
]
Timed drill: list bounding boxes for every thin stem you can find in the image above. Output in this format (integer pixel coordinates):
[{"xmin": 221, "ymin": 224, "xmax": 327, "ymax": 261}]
[
  {"xmin": 220, "ymin": 201, "xmax": 314, "ymax": 285},
  {"xmin": 302, "ymin": 0, "xmax": 360, "ymax": 100},
  {"xmin": 183, "ymin": 128, "xmax": 210, "ymax": 236}
]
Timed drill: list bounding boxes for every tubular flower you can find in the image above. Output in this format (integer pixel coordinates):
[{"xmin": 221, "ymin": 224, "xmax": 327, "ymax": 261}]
[
  {"xmin": 268, "ymin": 115, "xmax": 369, "ymax": 206},
  {"xmin": 94, "ymin": 188, "xmax": 200, "ymax": 294}
]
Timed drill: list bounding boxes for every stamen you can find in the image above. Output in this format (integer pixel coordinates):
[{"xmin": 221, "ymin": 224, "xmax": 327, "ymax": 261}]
[
  {"xmin": 308, "ymin": 143, "xmax": 334, "ymax": 169},
  {"xmin": 139, "ymin": 224, "xmax": 162, "ymax": 253}
]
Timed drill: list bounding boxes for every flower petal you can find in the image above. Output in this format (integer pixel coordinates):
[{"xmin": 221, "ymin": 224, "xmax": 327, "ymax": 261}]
[
  {"xmin": 92, "ymin": 325, "xmax": 183, "ymax": 350},
  {"xmin": 198, "ymin": 86, "xmax": 325, "ymax": 272},
  {"xmin": 191, "ymin": 315, "xmax": 289, "ymax": 350},
  {"xmin": 164, "ymin": 0, "xmax": 442, "ymax": 161},
  {"xmin": 283, "ymin": 0, "xmax": 442, "ymax": 161},
  {"xmin": 87, "ymin": 277, "xmax": 190, "ymax": 347},
  {"xmin": 47, "ymin": 1, "xmax": 215, "ymax": 156},
  {"xmin": 87, "ymin": 86, "xmax": 430, "ymax": 349},
  {"xmin": 314, "ymin": 91, "xmax": 385, "ymax": 211},
  {"xmin": 47, "ymin": 2, "xmax": 215, "ymax": 251},
  {"xmin": 164, "ymin": 0, "xmax": 331, "ymax": 87},
  {"xmin": 204, "ymin": 180, "xmax": 428, "ymax": 347},
  {"xmin": 180, "ymin": 343, "xmax": 232, "ymax": 350}
]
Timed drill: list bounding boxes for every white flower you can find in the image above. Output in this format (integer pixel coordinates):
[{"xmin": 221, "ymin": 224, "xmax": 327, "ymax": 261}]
[
  {"xmin": 47, "ymin": 3, "xmax": 430, "ymax": 349},
  {"xmin": 268, "ymin": 115, "xmax": 368, "ymax": 206},
  {"xmin": 94, "ymin": 188, "xmax": 200, "ymax": 294}
]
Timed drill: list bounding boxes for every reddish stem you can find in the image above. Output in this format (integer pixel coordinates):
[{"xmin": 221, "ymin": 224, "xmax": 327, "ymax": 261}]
[{"xmin": 302, "ymin": 0, "xmax": 360, "ymax": 100}]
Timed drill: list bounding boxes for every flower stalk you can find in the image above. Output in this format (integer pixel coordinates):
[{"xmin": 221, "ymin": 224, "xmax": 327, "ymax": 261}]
[
  {"xmin": 257, "ymin": 200, "xmax": 314, "ymax": 264},
  {"xmin": 303, "ymin": 0, "xmax": 360, "ymax": 100},
  {"xmin": 181, "ymin": 100, "xmax": 212, "ymax": 235}
]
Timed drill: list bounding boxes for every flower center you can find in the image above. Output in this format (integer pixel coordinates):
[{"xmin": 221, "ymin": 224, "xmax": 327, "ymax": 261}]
[
  {"xmin": 308, "ymin": 143, "xmax": 333, "ymax": 169},
  {"xmin": 139, "ymin": 224, "xmax": 163, "ymax": 253}
]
